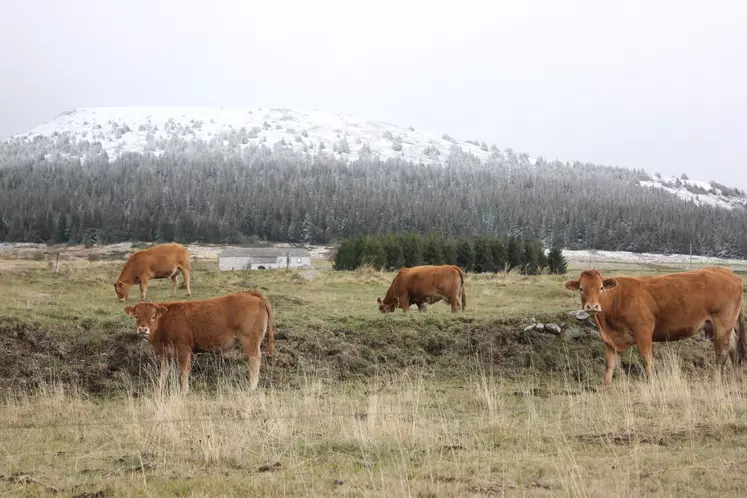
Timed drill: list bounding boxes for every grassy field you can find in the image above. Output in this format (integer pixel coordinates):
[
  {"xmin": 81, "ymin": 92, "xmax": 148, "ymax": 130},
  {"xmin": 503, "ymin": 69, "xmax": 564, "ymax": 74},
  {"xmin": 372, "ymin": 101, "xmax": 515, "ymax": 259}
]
[{"xmin": 1, "ymin": 254, "xmax": 747, "ymax": 496}]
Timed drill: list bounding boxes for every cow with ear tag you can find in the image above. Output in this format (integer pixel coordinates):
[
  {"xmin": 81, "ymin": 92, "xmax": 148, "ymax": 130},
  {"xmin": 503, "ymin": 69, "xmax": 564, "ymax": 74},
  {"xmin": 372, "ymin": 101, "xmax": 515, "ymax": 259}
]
[
  {"xmin": 124, "ymin": 291, "xmax": 275, "ymax": 394},
  {"xmin": 565, "ymin": 268, "xmax": 745, "ymax": 386}
]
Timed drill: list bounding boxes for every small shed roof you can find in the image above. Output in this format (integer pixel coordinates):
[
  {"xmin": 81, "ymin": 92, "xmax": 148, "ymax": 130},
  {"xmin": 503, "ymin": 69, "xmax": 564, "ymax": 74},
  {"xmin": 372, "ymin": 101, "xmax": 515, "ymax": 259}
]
[{"xmin": 219, "ymin": 247, "xmax": 311, "ymax": 258}]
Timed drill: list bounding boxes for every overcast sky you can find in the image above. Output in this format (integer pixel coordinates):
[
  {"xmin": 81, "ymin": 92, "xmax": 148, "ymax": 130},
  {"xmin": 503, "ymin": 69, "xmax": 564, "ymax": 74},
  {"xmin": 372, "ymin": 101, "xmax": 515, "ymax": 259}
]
[{"xmin": 1, "ymin": 0, "xmax": 745, "ymax": 188}]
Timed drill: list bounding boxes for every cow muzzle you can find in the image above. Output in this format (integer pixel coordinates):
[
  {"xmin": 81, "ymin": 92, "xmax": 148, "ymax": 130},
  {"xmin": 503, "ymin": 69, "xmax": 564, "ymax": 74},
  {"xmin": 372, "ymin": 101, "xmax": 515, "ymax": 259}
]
[
  {"xmin": 584, "ymin": 303, "xmax": 602, "ymax": 314},
  {"xmin": 137, "ymin": 327, "xmax": 150, "ymax": 336}
]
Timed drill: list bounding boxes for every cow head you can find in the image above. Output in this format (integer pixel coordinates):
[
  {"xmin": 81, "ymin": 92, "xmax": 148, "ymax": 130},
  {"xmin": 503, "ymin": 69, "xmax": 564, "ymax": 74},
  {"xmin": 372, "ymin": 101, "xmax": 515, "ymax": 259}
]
[
  {"xmin": 114, "ymin": 280, "xmax": 130, "ymax": 302},
  {"xmin": 564, "ymin": 270, "xmax": 617, "ymax": 314},
  {"xmin": 124, "ymin": 302, "xmax": 168, "ymax": 337},
  {"xmin": 377, "ymin": 297, "xmax": 396, "ymax": 313}
]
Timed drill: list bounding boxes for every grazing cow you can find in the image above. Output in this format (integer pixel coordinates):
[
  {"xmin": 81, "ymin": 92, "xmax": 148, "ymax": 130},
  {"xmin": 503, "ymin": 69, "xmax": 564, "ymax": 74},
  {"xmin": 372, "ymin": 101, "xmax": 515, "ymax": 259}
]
[
  {"xmin": 377, "ymin": 265, "xmax": 466, "ymax": 313},
  {"xmin": 124, "ymin": 291, "xmax": 275, "ymax": 393},
  {"xmin": 564, "ymin": 267, "xmax": 745, "ymax": 385},
  {"xmin": 114, "ymin": 243, "xmax": 191, "ymax": 301}
]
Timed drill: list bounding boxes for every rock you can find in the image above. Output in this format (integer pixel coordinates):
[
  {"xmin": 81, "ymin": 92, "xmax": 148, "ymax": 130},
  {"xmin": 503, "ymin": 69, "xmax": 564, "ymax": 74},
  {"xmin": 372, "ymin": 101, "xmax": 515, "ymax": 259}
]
[
  {"xmin": 545, "ymin": 323, "xmax": 562, "ymax": 335},
  {"xmin": 523, "ymin": 324, "xmax": 536, "ymax": 332},
  {"xmin": 563, "ymin": 326, "xmax": 583, "ymax": 341},
  {"xmin": 567, "ymin": 310, "xmax": 590, "ymax": 320},
  {"xmin": 535, "ymin": 323, "xmax": 545, "ymax": 331}
]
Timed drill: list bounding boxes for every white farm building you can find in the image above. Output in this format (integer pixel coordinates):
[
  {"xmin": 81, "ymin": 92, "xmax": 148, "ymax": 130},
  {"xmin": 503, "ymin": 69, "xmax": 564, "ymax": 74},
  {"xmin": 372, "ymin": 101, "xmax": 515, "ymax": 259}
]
[{"xmin": 218, "ymin": 247, "xmax": 312, "ymax": 271}]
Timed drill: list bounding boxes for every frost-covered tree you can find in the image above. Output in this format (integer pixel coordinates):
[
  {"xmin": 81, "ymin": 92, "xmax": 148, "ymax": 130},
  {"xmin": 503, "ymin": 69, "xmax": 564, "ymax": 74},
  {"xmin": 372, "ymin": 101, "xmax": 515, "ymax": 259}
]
[
  {"xmin": 338, "ymin": 137, "xmax": 350, "ymax": 154},
  {"xmin": 0, "ymin": 145, "xmax": 746, "ymax": 257}
]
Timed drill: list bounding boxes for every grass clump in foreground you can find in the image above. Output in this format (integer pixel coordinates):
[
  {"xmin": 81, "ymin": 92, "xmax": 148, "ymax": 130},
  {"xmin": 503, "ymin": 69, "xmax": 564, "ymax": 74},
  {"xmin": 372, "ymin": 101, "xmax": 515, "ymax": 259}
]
[{"xmin": 1, "ymin": 353, "xmax": 747, "ymax": 496}]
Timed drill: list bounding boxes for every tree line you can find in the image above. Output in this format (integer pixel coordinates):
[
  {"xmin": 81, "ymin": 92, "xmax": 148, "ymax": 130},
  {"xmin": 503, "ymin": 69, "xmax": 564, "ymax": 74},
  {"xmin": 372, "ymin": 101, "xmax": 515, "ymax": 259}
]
[
  {"xmin": 333, "ymin": 233, "xmax": 568, "ymax": 275},
  {"xmin": 1, "ymin": 146, "xmax": 747, "ymax": 258}
]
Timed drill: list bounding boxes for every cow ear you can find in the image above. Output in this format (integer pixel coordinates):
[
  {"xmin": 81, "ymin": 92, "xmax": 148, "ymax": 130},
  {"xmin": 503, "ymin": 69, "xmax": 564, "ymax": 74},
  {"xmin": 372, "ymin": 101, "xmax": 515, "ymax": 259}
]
[
  {"xmin": 564, "ymin": 280, "xmax": 580, "ymax": 291},
  {"xmin": 377, "ymin": 297, "xmax": 382, "ymax": 305},
  {"xmin": 124, "ymin": 306, "xmax": 135, "ymax": 317},
  {"xmin": 156, "ymin": 305, "xmax": 169, "ymax": 318},
  {"xmin": 602, "ymin": 278, "xmax": 617, "ymax": 289}
]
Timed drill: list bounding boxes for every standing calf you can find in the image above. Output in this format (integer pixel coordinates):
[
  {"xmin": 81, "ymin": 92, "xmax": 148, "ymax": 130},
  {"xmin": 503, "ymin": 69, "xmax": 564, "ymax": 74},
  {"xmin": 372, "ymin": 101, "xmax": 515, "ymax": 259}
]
[
  {"xmin": 125, "ymin": 291, "xmax": 275, "ymax": 393},
  {"xmin": 565, "ymin": 267, "xmax": 745, "ymax": 385}
]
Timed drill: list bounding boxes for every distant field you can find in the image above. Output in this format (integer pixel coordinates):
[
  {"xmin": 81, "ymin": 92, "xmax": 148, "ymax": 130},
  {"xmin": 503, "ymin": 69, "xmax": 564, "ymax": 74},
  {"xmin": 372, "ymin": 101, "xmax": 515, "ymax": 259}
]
[{"xmin": 0, "ymin": 247, "xmax": 746, "ymax": 496}]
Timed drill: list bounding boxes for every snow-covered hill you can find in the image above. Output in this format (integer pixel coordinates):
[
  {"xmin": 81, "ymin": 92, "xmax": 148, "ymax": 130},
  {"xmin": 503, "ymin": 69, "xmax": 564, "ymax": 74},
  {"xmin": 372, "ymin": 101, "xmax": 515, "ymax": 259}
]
[
  {"xmin": 5, "ymin": 107, "xmax": 504, "ymax": 166},
  {"xmin": 3, "ymin": 106, "xmax": 746, "ymax": 211},
  {"xmin": 639, "ymin": 175, "xmax": 747, "ymax": 210}
]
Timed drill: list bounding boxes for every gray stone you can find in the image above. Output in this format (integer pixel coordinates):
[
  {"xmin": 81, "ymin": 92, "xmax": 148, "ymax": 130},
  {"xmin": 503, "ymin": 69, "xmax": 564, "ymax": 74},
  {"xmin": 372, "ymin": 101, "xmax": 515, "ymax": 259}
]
[
  {"xmin": 545, "ymin": 323, "xmax": 562, "ymax": 334},
  {"xmin": 567, "ymin": 310, "xmax": 590, "ymax": 320},
  {"xmin": 535, "ymin": 323, "xmax": 545, "ymax": 330},
  {"xmin": 563, "ymin": 326, "xmax": 584, "ymax": 341}
]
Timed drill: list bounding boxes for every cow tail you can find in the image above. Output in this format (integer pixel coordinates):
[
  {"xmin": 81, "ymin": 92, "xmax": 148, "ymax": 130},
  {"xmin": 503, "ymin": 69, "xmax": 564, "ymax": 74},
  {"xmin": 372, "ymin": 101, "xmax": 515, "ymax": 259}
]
[
  {"xmin": 262, "ymin": 297, "xmax": 275, "ymax": 357},
  {"xmin": 738, "ymin": 308, "xmax": 746, "ymax": 367},
  {"xmin": 455, "ymin": 265, "xmax": 466, "ymax": 311}
]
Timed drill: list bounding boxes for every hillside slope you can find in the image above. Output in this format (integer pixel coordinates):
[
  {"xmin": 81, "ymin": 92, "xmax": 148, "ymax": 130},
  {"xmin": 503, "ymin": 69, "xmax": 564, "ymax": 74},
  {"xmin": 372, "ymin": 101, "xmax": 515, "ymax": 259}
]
[
  {"xmin": 4, "ymin": 106, "xmax": 745, "ymax": 211},
  {"xmin": 7, "ymin": 107, "xmax": 498, "ymax": 166}
]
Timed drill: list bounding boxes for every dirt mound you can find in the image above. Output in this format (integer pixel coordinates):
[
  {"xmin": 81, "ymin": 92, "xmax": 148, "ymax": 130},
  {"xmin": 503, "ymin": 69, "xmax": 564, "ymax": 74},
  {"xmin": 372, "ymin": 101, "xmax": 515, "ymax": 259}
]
[{"xmin": 0, "ymin": 312, "xmax": 722, "ymax": 395}]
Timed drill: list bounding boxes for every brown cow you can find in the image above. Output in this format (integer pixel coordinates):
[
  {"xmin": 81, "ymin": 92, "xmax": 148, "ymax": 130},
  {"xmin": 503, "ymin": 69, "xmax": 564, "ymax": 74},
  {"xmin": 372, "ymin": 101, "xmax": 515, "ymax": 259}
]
[
  {"xmin": 124, "ymin": 291, "xmax": 275, "ymax": 393},
  {"xmin": 377, "ymin": 265, "xmax": 466, "ymax": 313},
  {"xmin": 564, "ymin": 267, "xmax": 745, "ymax": 385},
  {"xmin": 114, "ymin": 243, "xmax": 191, "ymax": 301}
]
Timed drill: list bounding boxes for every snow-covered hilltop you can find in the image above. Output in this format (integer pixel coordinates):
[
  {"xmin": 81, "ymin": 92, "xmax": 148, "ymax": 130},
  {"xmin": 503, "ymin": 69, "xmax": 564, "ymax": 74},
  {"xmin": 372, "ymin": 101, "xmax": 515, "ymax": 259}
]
[
  {"xmin": 640, "ymin": 175, "xmax": 747, "ymax": 211},
  {"xmin": 6, "ymin": 107, "xmax": 500, "ymax": 166},
  {"xmin": 2, "ymin": 106, "xmax": 746, "ymax": 211}
]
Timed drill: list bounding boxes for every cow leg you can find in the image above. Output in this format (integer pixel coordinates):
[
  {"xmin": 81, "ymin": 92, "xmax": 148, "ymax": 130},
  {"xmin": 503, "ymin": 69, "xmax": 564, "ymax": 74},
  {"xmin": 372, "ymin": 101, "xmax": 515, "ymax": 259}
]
[
  {"xmin": 603, "ymin": 343, "xmax": 618, "ymax": 386},
  {"xmin": 241, "ymin": 338, "xmax": 262, "ymax": 390},
  {"xmin": 182, "ymin": 268, "xmax": 191, "ymax": 297},
  {"xmin": 446, "ymin": 290, "xmax": 459, "ymax": 313},
  {"xmin": 634, "ymin": 333, "xmax": 654, "ymax": 381},
  {"xmin": 712, "ymin": 319, "xmax": 737, "ymax": 371},
  {"xmin": 139, "ymin": 275, "xmax": 150, "ymax": 301},
  {"xmin": 177, "ymin": 350, "xmax": 191, "ymax": 395},
  {"xmin": 399, "ymin": 294, "xmax": 410, "ymax": 312},
  {"xmin": 416, "ymin": 302, "xmax": 428, "ymax": 312},
  {"xmin": 170, "ymin": 274, "xmax": 178, "ymax": 297}
]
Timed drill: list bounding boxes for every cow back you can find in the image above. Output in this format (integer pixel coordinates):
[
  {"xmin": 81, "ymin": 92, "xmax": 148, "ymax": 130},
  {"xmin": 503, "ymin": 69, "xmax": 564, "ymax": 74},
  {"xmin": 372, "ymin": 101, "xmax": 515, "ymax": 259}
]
[
  {"xmin": 155, "ymin": 291, "xmax": 268, "ymax": 351},
  {"xmin": 604, "ymin": 267, "xmax": 743, "ymax": 331}
]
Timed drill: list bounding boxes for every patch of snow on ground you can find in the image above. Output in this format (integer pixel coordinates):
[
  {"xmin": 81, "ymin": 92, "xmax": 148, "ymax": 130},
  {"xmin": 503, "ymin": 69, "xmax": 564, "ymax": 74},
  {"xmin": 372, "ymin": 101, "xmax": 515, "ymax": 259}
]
[{"xmin": 564, "ymin": 249, "xmax": 747, "ymax": 271}]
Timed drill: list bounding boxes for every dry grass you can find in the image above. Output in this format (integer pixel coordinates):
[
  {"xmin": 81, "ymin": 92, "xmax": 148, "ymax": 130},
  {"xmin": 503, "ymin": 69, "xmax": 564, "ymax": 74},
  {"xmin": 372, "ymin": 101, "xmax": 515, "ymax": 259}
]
[{"xmin": 1, "ymin": 355, "xmax": 747, "ymax": 496}]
